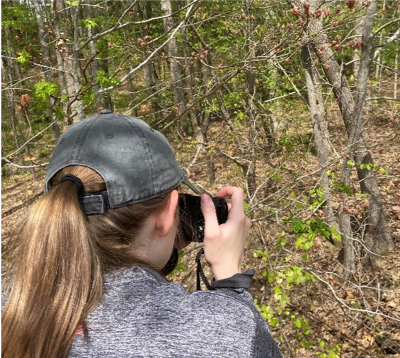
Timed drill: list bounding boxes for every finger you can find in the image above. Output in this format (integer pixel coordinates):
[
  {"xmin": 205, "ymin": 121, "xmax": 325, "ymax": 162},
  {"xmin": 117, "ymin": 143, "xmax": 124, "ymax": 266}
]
[
  {"xmin": 216, "ymin": 187, "xmax": 245, "ymax": 219},
  {"xmin": 200, "ymin": 194, "xmax": 219, "ymax": 238}
]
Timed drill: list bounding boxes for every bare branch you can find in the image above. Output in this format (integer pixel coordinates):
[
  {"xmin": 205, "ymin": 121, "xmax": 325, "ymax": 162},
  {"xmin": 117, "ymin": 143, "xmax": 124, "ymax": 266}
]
[
  {"xmin": 374, "ymin": 27, "xmax": 400, "ymax": 60},
  {"xmin": 2, "ymin": 120, "xmax": 58, "ymax": 159},
  {"xmin": 372, "ymin": 18, "xmax": 400, "ymax": 38},
  {"xmin": 78, "ymin": 0, "xmax": 199, "ymax": 51},
  {"xmin": 98, "ymin": 0, "xmax": 200, "ymax": 94},
  {"xmin": 309, "ymin": 270, "xmax": 400, "ymax": 323},
  {"xmin": 2, "ymin": 158, "xmax": 48, "ymax": 169}
]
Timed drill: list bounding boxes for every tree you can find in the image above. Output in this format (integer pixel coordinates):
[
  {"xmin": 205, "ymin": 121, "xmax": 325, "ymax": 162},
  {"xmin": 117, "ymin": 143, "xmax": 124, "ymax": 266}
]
[{"xmin": 292, "ymin": 0, "xmax": 393, "ymax": 261}]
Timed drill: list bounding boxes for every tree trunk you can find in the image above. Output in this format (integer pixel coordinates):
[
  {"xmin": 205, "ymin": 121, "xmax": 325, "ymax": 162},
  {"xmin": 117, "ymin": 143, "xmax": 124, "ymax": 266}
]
[
  {"xmin": 351, "ymin": 0, "xmax": 393, "ymax": 253},
  {"xmin": 3, "ymin": 24, "xmax": 34, "ymax": 169},
  {"xmin": 138, "ymin": 1, "xmax": 162, "ymax": 122},
  {"xmin": 301, "ymin": 44, "xmax": 337, "ymax": 236},
  {"xmin": 394, "ymin": 43, "xmax": 398, "ymax": 100},
  {"xmin": 181, "ymin": 24, "xmax": 200, "ymax": 132},
  {"xmin": 298, "ymin": 0, "xmax": 393, "ymax": 253},
  {"xmin": 72, "ymin": 0, "xmax": 85, "ymax": 122},
  {"xmin": 33, "ymin": 0, "xmax": 60, "ymax": 142},
  {"xmin": 85, "ymin": 2, "xmax": 103, "ymax": 112},
  {"xmin": 160, "ymin": 0, "xmax": 190, "ymax": 134},
  {"xmin": 52, "ymin": 0, "xmax": 83, "ymax": 124},
  {"xmin": 244, "ymin": 0, "xmax": 257, "ymax": 200}
]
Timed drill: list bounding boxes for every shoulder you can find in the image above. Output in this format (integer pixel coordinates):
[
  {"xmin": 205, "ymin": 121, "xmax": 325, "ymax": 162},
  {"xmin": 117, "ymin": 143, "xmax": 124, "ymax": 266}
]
[{"xmin": 154, "ymin": 279, "xmax": 256, "ymax": 318}]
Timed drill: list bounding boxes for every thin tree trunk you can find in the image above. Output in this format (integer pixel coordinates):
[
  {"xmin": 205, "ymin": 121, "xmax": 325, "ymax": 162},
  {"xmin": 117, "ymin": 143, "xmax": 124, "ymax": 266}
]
[
  {"xmin": 394, "ymin": 43, "xmax": 398, "ymax": 100},
  {"xmin": 52, "ymin": 0, "xmax": 83, "ymax": 124},
  {"xmin": 301, "ymin": 44, "xmax": 337, "ymax": 237},
  {"xmin": 181, "ymin": 24, "xmax": 200, "ymax": 132},
  {"xmin": 160, "ymin": 0, "xmax": 189, "ymax": 134},
  {"xmin": 351, "ymin": 0, "xmax": 393, "ymax": 253},
  {"xmin": 33, "ymin": 0, "xmax": 60, "ymax": 142},
  {"xmin": 244, "ymin": 0, "xmax": 257, "ymax": 199},
  {"xmin": 138, "ymin": 1, "xmax": 162, "ymax": 122},
  {"xmin": 3, "ymin": 24, "xmax": 34, "ymax": 170},
  {"xmin": 186, "ymin": 21, "xmax": 216, "ymax": 185},
  {"xmin": 297, "ymin": 0, "xmax": 393, "ymax": 253},
  {"xmin": 85, "ymin": 1, "xmax": 102, "ymax": 111},
  {"xmin": 72, "ymin": 0, "xmax": 84, "ymax": 122}
]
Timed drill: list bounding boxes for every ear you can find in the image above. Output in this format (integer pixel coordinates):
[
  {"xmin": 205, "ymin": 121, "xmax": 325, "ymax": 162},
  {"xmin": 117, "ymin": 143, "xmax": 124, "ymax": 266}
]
[{"xmin": 154, "ymin": 190, "xmax": 179, "ymax": 237}]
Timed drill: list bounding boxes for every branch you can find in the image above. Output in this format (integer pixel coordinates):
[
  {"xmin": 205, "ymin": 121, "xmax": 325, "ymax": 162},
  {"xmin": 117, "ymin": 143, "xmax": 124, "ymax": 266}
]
[
  {"xmin": 2, "ymin": 158, "xmax": 48, "ymax": 169},
  {"xmin": 0, "ymin": 55, "xmax": 71, "ymax": 75},
  {"xmin": 2, "ymin": 119, "xmax": 58, "ymax": 159},
  {"xmin": 372, "ymin": 18, "xmax": 400, "ymax": 38},
  {"xmin": 373, "ymin": 27, "xmax": 400, "ymax": 60},
  {"xmin": 273, "ymin": 59, "xmax": 309, "ymax": 110},
  {"xmin": 309, "ymin": 270, "xmax": 400, "ymax": 323},
  {"xmin": 78, "ymin": 1, "xmax": 197, "ymax": 52},
  {"xmin": 366, "ymin": 97, "xmax": 400, "ymax": 102},
  {"xmin": 98, "ymin": 0, "xmax": 200, "ymax": 94}
]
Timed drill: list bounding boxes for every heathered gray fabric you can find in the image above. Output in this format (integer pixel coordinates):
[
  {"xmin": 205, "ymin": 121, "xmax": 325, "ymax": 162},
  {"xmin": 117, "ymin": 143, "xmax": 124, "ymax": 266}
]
[{"xmin": 68, "ymin": 266, "xmax": 283, "ymax": 358}]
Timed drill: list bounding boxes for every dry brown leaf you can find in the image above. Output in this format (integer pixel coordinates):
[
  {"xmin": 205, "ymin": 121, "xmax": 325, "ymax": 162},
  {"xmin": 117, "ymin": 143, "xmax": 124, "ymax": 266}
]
[{"xmin": 21, "ymin": 93, "xmax": 31, "ymax": 106}]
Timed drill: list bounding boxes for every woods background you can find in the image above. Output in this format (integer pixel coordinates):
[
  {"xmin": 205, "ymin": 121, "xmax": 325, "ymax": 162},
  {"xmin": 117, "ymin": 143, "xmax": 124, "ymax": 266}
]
[{"xmin": 2, "ymin": 0, "xmax": 400, "ymax": 356}]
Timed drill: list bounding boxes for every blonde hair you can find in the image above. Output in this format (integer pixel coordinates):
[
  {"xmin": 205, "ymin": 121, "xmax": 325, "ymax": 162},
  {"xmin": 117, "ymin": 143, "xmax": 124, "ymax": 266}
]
[{"xmin": 2, "ymin": 166, "xmax": 172, "ymax": 358}]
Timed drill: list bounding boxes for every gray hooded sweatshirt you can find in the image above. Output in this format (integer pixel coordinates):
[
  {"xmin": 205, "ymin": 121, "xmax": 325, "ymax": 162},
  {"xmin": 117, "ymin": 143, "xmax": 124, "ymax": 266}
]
[{"xmin": 68, "ymin": 266, "xmax": 283, "ymax": 358}]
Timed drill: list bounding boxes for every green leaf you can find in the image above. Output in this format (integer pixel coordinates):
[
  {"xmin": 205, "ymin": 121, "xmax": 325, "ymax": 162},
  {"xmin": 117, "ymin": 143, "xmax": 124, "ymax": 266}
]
[
  {"xmin": 294, "ymin": 318, "xmax": 302, "ymax": 328},
  {"xmin": 337, "ymin": 182, "xmax": 351, "ymax": 196},
  {"xmin": 82, "ymin": 19, "xmax": 98, "ymax": 28},
  {"xmin": 16, "ymin": 49, "xmax": 31, "ymax": 65},
  {"xmin": 360, "ymin": 163, "xmax": 373, "ymax": 170},
  {"xmin": 235, "ymin": 111, "xmax": 244, "ymax": 120},
  {"xmin": 379, "ymin": 167, "xmax": 388, "ymax": 175},
  {"xmin": 268, "ymin": 271, "xmax": 275, "ymax": 284},
  {"xmin": 270, "ymin": 317, "xmax": 279, "ymax": 327},
  {"xmin": 347, "ymin": 159, "xmax": 355, "ymax": 168},
  {"xmin": 61, "ymin": 94, "xmax": 69, "ymax": 103},
  {"xmin": 33, "ymin": 81, "xmax": 59, "ymax": 100}
]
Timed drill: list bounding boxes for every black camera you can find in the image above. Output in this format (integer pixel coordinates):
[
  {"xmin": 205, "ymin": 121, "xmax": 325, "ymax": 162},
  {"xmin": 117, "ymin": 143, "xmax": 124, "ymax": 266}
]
[{"xmin": 178, "ymin": 194, "xmax": 228, "ymax": 242}]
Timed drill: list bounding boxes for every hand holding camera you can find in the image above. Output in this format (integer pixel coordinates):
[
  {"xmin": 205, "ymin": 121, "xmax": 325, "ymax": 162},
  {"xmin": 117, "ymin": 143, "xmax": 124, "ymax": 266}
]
[{"xmin": 200, "ymin": 187, "xmax": 251, "ymax": 281}]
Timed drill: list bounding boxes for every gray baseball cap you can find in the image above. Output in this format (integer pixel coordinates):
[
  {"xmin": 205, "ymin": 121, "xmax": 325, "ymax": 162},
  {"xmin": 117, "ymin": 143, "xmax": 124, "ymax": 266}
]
[{"xmin": 45, "ymin": 110, "xmax": 201, "ymax": 214}]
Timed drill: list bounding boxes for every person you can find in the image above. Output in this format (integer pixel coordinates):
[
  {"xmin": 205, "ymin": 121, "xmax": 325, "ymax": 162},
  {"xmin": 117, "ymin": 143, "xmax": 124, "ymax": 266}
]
[{"xmin": 1, "ymin": 110, "xmax": 283, "ymax": 358}]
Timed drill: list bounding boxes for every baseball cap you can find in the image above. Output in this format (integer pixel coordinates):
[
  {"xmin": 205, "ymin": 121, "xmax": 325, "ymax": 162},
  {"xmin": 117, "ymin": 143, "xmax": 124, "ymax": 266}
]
[{"xmin": 45, "ymin": 110, "xmax": 201, "ymax": 214}]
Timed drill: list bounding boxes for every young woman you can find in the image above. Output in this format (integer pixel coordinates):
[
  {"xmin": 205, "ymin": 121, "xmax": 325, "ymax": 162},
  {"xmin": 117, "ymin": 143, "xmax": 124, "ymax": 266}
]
[{"xmin": 2, "ymin": 111, "xmax": 283, "ymax": 358}]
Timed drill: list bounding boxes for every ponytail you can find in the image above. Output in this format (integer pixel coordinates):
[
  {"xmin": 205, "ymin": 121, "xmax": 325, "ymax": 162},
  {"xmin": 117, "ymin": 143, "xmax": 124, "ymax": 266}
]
[
  {"xmin": 2, "ymin": 166, "xmax": 173, "ymax": 358},
  {"xmin": 2, "ymin": 177, "xmax": 102, "ymax": 358}
]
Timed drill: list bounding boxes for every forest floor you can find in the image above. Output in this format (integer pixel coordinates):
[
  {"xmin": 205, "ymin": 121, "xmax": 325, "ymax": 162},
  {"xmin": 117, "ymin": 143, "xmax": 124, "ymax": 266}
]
[{"xmin": 2, "ymin": 98, "xmax": 400, "ymax": 357}]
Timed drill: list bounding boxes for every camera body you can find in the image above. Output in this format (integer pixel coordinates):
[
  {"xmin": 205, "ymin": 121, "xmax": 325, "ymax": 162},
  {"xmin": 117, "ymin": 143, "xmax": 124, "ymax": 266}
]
[{"xmin": 178, "ymin": 194, "xmax": 228, "ymax": 242}]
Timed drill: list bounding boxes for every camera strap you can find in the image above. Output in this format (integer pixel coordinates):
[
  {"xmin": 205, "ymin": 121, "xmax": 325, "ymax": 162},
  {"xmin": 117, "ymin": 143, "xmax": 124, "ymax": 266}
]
[
  {"xmin": 195, "ymin": 248, "xmax": 214, "ymax": 291},
  {"xmin": 195, "ymin": 248, "xmax": 256, "ymax": 291}
]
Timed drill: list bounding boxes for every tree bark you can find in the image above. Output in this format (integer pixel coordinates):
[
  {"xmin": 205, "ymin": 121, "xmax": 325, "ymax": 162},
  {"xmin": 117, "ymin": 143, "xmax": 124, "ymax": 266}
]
[
  {"xmin": 33, "ymin": 0, "xmax": 60, "ymax": 142},
  {"xmin": 160, "ymin": 0, "xmax": 190, "ymax": 134},
  {"xmin": 296, "ymin": 0, "xmax": 393, "ymax": 253},
  {"xmin": 351, "ymin": 0, "xmax": 393, "ymax": 253},
  {"xmin": 137, "ymin": 1, "xmax": 162, "ymax": 122},
  {"xmin": 244, "ymin": 0, "xmax": 257, "ymax": 199},
  {"xmin": 301, "ymin": 44, "xmax": 337, "ymax": 236},
  {"xmin": 52, "ymin": 0, "xmax": 84, "ymax": 124},
  {"xmin": 85, "ymin": 1, "xmax": 103, "ymax": 112}
]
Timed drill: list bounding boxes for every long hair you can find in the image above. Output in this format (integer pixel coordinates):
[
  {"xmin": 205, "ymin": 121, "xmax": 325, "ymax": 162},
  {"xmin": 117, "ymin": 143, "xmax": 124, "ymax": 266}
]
[{"xmin": 1, "ymin": 166, "xmax": 172, "ymax": 358}]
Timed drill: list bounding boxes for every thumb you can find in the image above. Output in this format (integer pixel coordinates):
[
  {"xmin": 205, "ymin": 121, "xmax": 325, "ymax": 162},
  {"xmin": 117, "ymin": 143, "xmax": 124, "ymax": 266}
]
[{"xmin": 200, "ymin": 194, "xmax": 219, "ymax": 238}]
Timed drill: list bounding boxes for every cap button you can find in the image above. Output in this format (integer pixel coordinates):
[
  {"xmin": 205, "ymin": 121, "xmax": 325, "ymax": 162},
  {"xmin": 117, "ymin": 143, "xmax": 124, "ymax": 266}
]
[{"xmin": 100, "ymin": 109, "xmax": 112, "ymax": 114}]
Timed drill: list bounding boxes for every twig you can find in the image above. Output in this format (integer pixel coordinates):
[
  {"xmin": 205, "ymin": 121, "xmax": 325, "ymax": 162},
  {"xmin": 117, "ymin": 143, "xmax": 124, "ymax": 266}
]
[
  {"xmin": 2, "ymin": 158, "xmax": 48, "ymax": 169},
  {"xmin": 2, "ymin": 119, "xmax": 58, "ymax": 160}
]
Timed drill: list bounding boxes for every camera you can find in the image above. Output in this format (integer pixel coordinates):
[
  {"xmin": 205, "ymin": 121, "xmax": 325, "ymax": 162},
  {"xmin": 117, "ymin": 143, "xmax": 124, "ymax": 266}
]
[{"xmin": 178, "ymin": 194, "xmax": 228, "ymax": 242}]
